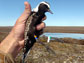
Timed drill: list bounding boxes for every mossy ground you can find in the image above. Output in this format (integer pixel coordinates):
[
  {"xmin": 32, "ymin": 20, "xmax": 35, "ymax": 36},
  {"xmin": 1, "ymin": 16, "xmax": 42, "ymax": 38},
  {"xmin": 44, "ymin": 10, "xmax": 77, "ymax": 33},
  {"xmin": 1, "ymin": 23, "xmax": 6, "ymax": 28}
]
[
  {"xmin": 0, "ymin": 27, "xmax": 84, "ymax": 63},
  {"xmin": 15, "ymin": 36, "xmax": 84, "ymax": 63},
  {"xmin": 15, "ymin": 42, "xmax": 84, "ymax": 63}
]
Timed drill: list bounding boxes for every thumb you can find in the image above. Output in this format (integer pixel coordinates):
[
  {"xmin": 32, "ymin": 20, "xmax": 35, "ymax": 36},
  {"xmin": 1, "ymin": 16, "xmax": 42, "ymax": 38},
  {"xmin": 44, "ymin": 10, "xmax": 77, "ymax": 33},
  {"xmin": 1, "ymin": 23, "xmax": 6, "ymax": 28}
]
[
  {"xmin": 24, "ymin": 1, "xmax": 31, "ymax": 17},
  {"xmin": 18, "ymin": 1, "xmax": 31, "ymax": 22}
]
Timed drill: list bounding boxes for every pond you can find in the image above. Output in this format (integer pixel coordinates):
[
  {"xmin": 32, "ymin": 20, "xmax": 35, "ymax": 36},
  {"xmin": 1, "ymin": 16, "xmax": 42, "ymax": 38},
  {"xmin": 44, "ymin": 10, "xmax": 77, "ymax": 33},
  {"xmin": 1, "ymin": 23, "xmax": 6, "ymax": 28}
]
[{"xmin": 42, "ymin": 33, "xmax": 84, "ymax": 39}]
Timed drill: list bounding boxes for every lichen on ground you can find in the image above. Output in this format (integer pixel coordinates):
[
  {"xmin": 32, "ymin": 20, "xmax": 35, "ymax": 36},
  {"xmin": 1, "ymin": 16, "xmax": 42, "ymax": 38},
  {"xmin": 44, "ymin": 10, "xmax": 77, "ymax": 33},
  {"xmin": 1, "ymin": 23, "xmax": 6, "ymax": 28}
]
[{"xmin": 16, "ymin": 42, "xmax": 84, "ymax": 63}]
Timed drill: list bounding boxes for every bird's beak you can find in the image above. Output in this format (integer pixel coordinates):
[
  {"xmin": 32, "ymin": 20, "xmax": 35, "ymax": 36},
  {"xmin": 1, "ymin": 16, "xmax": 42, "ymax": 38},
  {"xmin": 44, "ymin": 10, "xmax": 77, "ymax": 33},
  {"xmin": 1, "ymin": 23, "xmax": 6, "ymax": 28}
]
[{"xmin": 48, "ymin": 9, "xmax": 53, "ymax": 14}]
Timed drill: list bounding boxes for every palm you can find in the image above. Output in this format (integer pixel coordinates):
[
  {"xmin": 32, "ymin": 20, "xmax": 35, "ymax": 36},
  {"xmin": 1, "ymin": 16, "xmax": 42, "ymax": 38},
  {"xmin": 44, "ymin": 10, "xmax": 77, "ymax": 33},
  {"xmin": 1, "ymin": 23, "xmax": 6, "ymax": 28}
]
[{"xmin": 11, "ymin": 2, "xmax": 31, "ymax": 41}]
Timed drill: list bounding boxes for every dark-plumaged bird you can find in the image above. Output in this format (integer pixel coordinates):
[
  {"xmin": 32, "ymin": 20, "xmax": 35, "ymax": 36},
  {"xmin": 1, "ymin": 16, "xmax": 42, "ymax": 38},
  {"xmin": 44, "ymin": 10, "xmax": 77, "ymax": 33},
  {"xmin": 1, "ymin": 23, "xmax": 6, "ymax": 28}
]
[{"xmin": 23, "ymin": 1, "xmax": 53, "ymax": 63}]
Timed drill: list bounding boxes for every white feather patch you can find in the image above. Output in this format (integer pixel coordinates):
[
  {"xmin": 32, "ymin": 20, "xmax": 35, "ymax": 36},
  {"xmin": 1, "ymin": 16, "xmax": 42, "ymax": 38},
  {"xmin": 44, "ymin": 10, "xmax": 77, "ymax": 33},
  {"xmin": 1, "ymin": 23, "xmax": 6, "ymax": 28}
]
[
  {"xmin": 40, "ymin": 1, "xmax": 50, "ymax": 8},
  {"xmin": 33, "ymin": 1, "xmax": 50, "ymax": 12}
]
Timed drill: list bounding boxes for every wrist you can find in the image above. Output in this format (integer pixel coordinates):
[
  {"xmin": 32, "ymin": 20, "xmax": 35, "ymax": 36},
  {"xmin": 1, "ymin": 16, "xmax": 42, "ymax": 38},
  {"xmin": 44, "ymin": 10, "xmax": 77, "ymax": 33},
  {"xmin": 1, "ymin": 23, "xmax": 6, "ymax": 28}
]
[{"xmin": 0, "ymin": 32, "xmax": 21, "ymax": 58}]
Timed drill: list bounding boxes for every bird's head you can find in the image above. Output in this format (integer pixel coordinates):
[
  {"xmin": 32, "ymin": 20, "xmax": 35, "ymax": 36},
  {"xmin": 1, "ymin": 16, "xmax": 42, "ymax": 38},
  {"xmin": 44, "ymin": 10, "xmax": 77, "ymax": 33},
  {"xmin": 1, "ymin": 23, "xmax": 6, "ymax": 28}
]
[{"xmin": 33, "ymin": 1, "xmax": 53, "ymax": 14}]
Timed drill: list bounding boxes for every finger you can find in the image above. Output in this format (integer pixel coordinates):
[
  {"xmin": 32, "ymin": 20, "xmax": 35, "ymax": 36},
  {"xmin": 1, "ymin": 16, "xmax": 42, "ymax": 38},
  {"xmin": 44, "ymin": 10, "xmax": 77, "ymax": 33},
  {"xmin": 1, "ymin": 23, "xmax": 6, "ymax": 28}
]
[
  {"xmin": 36, "ymin": 22, "xmax": 46, "ymax": 30},
  {"xmin": 18, "ymin": 1, "xmax": 31, "ymax": 22},
  {"xmin": 35, "ymin": 29, "xmax": 43, "ymax": 38},
  {"xmin": 42, "ymin": 16, "xmax": 47, "ymax": 21},
  {"xmin": 19, "ymin": 40, "xmax": 24, "ymax": 47},
  {"xmin": 24, "ymin": 1, "xmax": 31, "ymax": 15}
]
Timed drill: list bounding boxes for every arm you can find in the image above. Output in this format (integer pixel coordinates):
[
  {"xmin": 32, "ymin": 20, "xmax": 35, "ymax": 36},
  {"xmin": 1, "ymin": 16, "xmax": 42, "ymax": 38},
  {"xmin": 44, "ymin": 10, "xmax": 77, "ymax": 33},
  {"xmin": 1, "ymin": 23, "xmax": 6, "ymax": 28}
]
[{"xmin": 0, "ymin": 1, "xmax": 46, "ymax": 63}]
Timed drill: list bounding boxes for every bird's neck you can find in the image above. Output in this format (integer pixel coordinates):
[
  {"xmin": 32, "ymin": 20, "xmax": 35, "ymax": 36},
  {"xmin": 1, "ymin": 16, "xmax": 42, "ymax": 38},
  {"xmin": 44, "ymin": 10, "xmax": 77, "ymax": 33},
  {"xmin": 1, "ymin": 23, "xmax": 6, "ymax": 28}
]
[{"xmin": 37, "ymin": 10, "xmax": 45, "ymax": 16}]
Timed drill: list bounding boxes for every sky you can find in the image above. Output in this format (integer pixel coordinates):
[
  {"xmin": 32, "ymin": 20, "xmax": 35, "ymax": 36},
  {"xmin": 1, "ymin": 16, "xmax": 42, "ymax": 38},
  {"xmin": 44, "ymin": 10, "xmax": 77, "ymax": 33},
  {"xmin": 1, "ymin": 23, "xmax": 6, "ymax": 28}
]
[{"xmin": 0, "ymin": 0, "xmax": 84, "ymax": 26}]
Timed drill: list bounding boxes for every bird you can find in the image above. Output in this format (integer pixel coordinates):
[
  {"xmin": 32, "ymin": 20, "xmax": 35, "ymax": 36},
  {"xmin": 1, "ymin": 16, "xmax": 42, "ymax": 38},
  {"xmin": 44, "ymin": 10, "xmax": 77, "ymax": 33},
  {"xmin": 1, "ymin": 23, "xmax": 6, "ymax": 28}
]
[{"xmin": 23, "ymin": 1, "xmax": 53, "ymax": 63}]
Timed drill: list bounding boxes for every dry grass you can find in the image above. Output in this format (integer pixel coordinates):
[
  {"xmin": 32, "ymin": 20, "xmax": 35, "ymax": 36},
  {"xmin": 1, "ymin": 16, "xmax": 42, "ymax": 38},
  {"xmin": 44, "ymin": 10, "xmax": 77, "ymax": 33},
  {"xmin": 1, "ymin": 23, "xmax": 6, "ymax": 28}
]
[
  {"xmin": 0, "ymin": 26, "xmax": 84, "ymax": 63},
  {"xmin": 0, "ymin": 26, "xmax": 12, "ymax": 33},
  {"xmin": 0, "ymin": 26, "xmax": 84, "ymax": 34},
  {"xmin": 0, "ymin": 32, "xmax": 8, "ymax": 42},
  {"xmin": 39, "ymin": 36, "xmax": 84, "ymax": 45},
  {"xmin": 16, "ymin": 42, "xmax": 84, "ymax": 63},
  {"xmin": 0, "ymin": 26, "xmax": 84, "ymax": 44},
  {"xmin": 44, "ymin": 26, "xmax": 84, "ymax": 33},
  {"xmin": 61, "ymin": 38, "xmax": 84, "ymax": 45},
  {"xmin": 0, "ymin": 26, "xmax": 12, "ymax": 42}
]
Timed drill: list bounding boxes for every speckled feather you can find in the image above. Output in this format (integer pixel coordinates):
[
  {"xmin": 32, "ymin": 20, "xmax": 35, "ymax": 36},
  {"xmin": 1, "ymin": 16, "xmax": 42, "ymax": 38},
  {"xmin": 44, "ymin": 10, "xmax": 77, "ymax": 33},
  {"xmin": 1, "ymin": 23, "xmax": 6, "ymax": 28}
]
[
  {"xmin": 23, "ymin": 1, "xmax": 51, "ymax": 63},
  {"xmin": 23, "ymin": 11, "xmax": 45, "ymax": 60}
]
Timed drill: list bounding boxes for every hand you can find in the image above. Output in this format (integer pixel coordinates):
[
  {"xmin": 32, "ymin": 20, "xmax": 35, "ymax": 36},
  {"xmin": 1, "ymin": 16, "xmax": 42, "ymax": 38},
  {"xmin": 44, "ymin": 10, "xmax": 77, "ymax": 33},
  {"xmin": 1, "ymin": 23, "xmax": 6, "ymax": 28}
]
[
  {"xmin": 11, "ymin": 1, "xmax": 46, "ymax": 48},
  {"xmin": 0, "ymin": 1, "xmax": 46, "ymax": 58}
]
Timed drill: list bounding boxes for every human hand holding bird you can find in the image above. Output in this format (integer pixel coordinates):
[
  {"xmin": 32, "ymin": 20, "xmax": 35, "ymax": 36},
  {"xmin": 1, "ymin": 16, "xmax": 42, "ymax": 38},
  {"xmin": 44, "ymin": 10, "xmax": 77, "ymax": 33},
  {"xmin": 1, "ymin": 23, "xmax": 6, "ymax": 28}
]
[{"xmin": 0, "ymin": 1, "xmax": 46, "ymax": 58}]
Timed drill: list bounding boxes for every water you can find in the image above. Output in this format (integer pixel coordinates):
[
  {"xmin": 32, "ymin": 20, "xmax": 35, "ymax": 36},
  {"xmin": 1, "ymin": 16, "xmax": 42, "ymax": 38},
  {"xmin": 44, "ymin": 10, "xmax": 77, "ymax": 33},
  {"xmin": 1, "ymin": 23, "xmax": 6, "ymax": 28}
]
[{"xmin": 42, "ymin": 33, "xmax": 84, "ymax": 39}]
